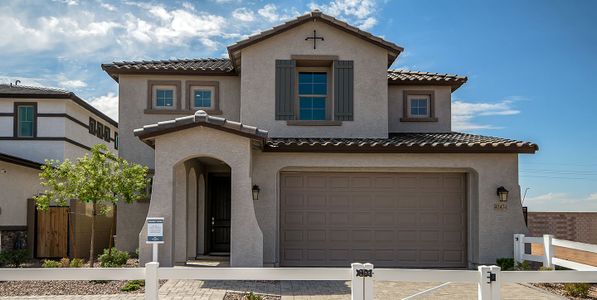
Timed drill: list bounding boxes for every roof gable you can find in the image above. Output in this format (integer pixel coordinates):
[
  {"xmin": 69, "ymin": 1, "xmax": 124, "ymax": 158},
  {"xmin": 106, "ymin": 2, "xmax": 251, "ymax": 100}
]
[
  {"xmin": 134, "ymin": 110, "xmax": 268, "ymax": 147},
  {"xmin": 227, "ymin": 10, "xmax": 403, "ymax": 69}
]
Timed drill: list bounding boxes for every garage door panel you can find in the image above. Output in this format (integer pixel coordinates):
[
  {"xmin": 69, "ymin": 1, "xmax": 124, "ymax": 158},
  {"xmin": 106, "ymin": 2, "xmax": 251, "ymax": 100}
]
[{"xmin": 280, "ymin": 172, "xmax": 466, "ymax": 267}]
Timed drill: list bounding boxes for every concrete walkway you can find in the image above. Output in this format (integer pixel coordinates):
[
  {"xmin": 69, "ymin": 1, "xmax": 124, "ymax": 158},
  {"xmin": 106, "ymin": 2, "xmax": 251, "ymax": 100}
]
[{"xmin": 1, "ymin": 279, "xmax": 563, "ymax": 300}]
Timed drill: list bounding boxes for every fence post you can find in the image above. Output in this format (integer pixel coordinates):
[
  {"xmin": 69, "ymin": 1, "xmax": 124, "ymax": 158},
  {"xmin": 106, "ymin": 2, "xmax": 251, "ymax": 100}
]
[
  {"xmin": 543, "ymin": 234, "xmax": 554, "ymax": 268},
  {"xmin": 351, "ymin": 263, "xmax": 364, "ymax": 300},
  {"xmin": 489, "ymin": 265, "xmax": 501, "ymax": 300},
  {"xmin": 363, "ymin": 263, "xmax": 374, "ymax": 300},
  {"xmin": 513, "ymin": 234, "xmax": 524, "ymax": 263},
  {"xmin": 478, "ymin": 265, "xmax": 491, "ymax": 300},
  {"xmin": 145, "ymin": 262, "xmax": 159, "ymax": 300}
]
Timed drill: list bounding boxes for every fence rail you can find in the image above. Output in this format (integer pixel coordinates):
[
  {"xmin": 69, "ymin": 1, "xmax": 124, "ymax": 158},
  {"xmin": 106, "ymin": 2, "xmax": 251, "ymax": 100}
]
[{"xmin": 514, "ymin": 233, "xmax": 597, "ymax": 271}]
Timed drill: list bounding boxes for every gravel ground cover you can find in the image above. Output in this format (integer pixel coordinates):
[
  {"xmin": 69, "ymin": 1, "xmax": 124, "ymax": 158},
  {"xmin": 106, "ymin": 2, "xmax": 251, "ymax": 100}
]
[
  {"xmin": 0, "ymin": 258, "xmax": 169, "ymax": 297},
  {"xmin": 535, "ymin": 283, "xmax": 597, "ymax": 299},
  {"xmin": 223, "ymin": 292, "xmax": 281, "ymax": 300}
]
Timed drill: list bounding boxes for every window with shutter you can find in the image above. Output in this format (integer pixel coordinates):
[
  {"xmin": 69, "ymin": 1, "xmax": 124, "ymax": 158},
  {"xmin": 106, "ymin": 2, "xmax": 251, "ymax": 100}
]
[
  {"xmin": 333, "ymin": 60, "xmax": 354, "ymax": 121},
  {"xmin": 275, "ymin": 60, "xmax": 296, "ymax": 120}
]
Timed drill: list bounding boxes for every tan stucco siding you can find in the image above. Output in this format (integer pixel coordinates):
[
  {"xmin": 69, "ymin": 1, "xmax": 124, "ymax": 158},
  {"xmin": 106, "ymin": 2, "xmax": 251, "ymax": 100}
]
[
  {"xmin": 138, "ymin": 126, "xmax": 262, "ymax": 267},
  {"xmin": 240, "ymin": 21, "xmax": 389, "ymax": 138},
  {"xmin": 251, "ymin": 152, "xmax": 527, "ymax": 266},
  {"xmin": 388, "ymin": 85, "xmax": 452, "ymax": 132},
  {"xmin": 0, "ymin": 161, "xmax": 42, "ymax": 226},
  {"xmin": 118, "ymin": 75, "xmax": 240, "ymax": 169}
]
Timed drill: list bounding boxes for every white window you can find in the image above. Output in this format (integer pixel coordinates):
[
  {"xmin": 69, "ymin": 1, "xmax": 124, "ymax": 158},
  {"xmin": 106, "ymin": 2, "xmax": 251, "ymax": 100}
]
[
  {"xmin": 153, "ymin": 86, "xmax": 176, "ymax": 109},
  {"xmin": 191, "ymin": 86, "xmax": 215, "ymax": 110},
  {"xmin": 407, "ymin": 95, "xmax": 430, "ymax": 118}
]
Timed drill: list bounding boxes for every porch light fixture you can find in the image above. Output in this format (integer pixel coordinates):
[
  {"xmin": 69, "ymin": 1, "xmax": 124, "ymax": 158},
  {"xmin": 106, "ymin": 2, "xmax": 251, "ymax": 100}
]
[
  {"xmin": 497, "ymin": 186, "xmax": 509, "ymax": 202},
  {"xmin": 252, "ymin": 185, "xmax": 261, "ymax": 201}
]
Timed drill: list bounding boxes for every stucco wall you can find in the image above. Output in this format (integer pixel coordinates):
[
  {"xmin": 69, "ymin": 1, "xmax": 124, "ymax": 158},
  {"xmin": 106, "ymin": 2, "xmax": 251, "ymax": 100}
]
[
  {"xmin": 0, "ymin": 161, "xmax": 42, "ymax": 226},
  {"xmin": 137, "ymin": 126, "xmax": 262, "ymax": 267},
  {"xmin": 118, "ymin": 75, "xmax": 240, "ymax": 169},
  {"xmin": 388, "ymin": 85, "xmax": 452, "ymax": 132},
  {"xmin": 240, "ymin": 21, "xmax": 389, "ymax": 138},
  {"xmin": 65, "ymin": 101, "xmax": 118, "ymax": 153},
  {"xmin": 251, "ymin": 151, "xmax": 527, "ymax": 266}
]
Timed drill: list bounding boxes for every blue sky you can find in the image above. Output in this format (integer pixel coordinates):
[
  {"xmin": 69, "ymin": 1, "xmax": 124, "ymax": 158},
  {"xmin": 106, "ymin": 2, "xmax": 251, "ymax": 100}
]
[{"xmin": 1, "ymin": 0, "xmax": 596, "ymax": 211}]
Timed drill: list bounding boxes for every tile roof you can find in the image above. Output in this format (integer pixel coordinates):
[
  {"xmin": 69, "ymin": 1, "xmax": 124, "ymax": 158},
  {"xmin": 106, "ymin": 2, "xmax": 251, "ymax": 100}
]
[
  {"xmin": 101, "ymin": 58, "xmax": 234, "ymax": 80},
  {"xmin": 134, "ymin": 110, "xmax": 268, "ymax": 145},
  {"xmin": 265, "ymin": 133, "xmax": 538, "ymax": 153},
  {"xmin": 0, "ymin": 84, "xmax": 70, "ymax": 96},
  {"xmin": 388, "ymin": 70, "xmax": 468, "ymax": 91},
  {"xmin": 0, "ymin": 84, "xmax": 117, "ymax": 127},
  {"xmin": 227, "ymin": 10, "xmax": 403, "ymax": 68}
]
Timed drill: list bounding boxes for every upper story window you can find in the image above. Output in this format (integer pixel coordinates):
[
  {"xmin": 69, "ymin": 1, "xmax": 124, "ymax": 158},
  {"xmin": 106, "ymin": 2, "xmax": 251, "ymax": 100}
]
[
  {"xmin": 186, "ymin": 81, "xmax": 220, "ymax": 114},
  {"xmin": 14, "ymin": 103, "xmax": 36, "ymax": 137},
  {"xmin": 298, "ymin": 71, "xmax": 327, "ymax": 120},
  {"xmin": 408, "ymin": 95, "xmax": 430, "ymax": 118},
  {"xmin": 401, "ymin": 90, "xmax": 437, "ymax": 122},
  {"xmin": 275, "ymin": 58, "xmax": 353, "ymax": 124},
  {"xmin": 155, "ymin": 88, "xmax": 175, "ymax": 108},
  {"xmin": 146, "ymin": 80, "xmax": 181, "ymax": 112}
]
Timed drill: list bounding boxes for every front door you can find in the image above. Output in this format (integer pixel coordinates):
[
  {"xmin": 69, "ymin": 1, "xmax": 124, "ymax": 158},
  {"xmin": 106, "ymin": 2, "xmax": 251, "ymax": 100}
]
[{"xmin": 207, "ymin": 174, "xmax": 231, "ymax": 254}]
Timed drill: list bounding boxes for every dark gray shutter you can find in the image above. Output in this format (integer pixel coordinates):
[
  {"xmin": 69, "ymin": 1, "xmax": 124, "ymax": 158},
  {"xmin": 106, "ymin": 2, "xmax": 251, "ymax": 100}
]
[
  {"xmin": 275, "ymin": 60, "xmax": 296, "ymax": 120},
  {"xmin": 333, "ymin": 60, "xmax": 354, "ymax": 121}
]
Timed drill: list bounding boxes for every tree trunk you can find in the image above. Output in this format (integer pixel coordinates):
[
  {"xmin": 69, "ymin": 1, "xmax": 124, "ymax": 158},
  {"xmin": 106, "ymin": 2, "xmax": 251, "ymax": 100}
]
[{"xmin": 89, "ymin": 202, "xmax": 97, "ymax": 267}]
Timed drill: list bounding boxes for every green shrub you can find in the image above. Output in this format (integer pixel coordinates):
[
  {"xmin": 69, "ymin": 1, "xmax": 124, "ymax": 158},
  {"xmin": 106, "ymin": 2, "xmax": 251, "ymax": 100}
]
[
  {"xmin": 564, "ymin": 283, "xmax": 590, "ymax": 298},
  {"xmin": 121, "ymin": 280, "xmax": 144, "ymax": 292},
  {"xmin": 539, "ymin": 266, "xmax": 554, "ymax": 271},
  {"xmin": 514, "ymin": 261, "xmax": 531, "ymax": 271},
  {"xmin": 245, "ymin": 292, "xmax": 262, "ymax": 300},
  {"xmin": 496, "ymin": 258, "xmax": 515, "ymax": 271},
  {"xmin": 42, "ymin": 260, "xmax": 62, "ymax": 268},
  {"xmin": 70, "ymin": 258, "xmax": 85, "ymax": 267},
  {"xmin": 59, "ymin": 257, "xmax": 70, "ymax": 267},
  {"xmin": 0, "ymin": 249, "xmax": 29, "ymax": 267},
  {"xmin": 98, "ymin": 248, "xmax": 129, "ymax": 267}
]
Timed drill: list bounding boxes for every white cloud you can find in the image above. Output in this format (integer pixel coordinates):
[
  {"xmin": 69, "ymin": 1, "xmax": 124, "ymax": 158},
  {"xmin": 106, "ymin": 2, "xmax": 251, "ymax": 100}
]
[
  {"xmin": 310, "ymin": 0, "xmax": 377, "ymax": 30},
  {"xmin": 100, "ymin": 2, "xmax": 116, "ymax": 11},
  {"xmin": 59, "ymin": 79, "xmax": 87, "ymax": 89},
  {"xmin": 87, "ymin": 92, "xmax": 118, "ymax": 121},
  {"xmin": 525, "ymin": 192, "xmax": 597, "ymax": 212},
  {"xmin": 452, "ymin": 99, "xmax": 521, "ymax": 131},
  {"xmin": 258, "ymin": 4, "xmax": 281, "ymax": 22},
  {"xmin": 232, "ymin": 8, "xmax": 255, "ymax": 22}
]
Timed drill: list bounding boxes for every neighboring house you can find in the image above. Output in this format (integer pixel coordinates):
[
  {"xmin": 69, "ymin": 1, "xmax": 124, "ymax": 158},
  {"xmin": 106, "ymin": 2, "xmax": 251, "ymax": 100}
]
[
  {"xmin": 102, "ymin": 10, "xmax": 538, "ymax": 268},
  {"xmin": 0, "ymin": 84, "xmax": 118, "ymax": 257}
]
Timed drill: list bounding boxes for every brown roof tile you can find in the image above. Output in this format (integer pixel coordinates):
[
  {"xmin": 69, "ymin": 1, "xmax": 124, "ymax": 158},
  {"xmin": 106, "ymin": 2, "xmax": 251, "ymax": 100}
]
[
  {"xmin": 101, "ymin": 58, "xmax": 234, "ymax": 81},
  {"xmin": 265, "ymin": 133, "xmax": 538, "ymax": 153},
  {"xmin": 134, "ymin": 110, "xmax": 268, "ymax": 146},
  {"xmin": 388, "ymin": 70, "xmax": 468, "ymax": 91}
]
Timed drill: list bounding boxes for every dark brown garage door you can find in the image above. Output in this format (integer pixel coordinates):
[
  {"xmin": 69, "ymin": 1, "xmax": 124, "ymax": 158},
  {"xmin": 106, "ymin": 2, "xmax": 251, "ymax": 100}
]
[{"xmin": 280, "ymin": 172, "xmax": 467, "ymax": 267}]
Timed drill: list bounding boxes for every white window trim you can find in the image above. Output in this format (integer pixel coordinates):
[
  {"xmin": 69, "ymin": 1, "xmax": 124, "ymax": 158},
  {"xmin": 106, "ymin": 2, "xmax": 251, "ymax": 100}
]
[
  {"xmin": 152, "ymin": 85, "xmax": 177, "ymax": 110},
  {"xmin": 190, "ymin": 86, "xmax": 216, "ymax": 110}
]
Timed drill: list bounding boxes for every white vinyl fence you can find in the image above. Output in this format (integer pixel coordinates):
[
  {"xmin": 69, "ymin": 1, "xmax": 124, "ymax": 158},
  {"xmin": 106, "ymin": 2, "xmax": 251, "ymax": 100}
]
[
  {"xmin": 514, "ymin": 234, "xmax": 597, "ymax": 271},
  {"xmin": 2, "ymin": 262, "xmax": 597, "ymax": 300}
]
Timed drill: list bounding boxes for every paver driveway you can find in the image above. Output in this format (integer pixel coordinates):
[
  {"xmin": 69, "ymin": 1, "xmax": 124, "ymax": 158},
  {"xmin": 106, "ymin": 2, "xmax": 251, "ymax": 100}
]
[{"xmin": 1, "ymin": 279, "xmax": 563, "ymax": 300}]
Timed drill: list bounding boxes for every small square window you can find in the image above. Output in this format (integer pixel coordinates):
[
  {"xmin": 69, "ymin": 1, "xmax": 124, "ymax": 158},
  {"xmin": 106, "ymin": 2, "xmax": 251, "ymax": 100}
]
[
  {"xmin": 155, "ymin": 89, "xmax": 174, "ymax": 108},
  {"xmin": 407, "ymin": 95, "xmax": 430, "ymax": 118},
  {"xmin": 192, "ymin": 87, "xmax": 214, "ymax": 109}
]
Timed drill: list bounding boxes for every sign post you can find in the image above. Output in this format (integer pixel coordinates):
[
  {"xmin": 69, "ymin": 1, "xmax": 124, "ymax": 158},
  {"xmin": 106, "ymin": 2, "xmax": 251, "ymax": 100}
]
[{"xmin": 146, "ymin": 217, "xmax": 164, "ymax": 262}]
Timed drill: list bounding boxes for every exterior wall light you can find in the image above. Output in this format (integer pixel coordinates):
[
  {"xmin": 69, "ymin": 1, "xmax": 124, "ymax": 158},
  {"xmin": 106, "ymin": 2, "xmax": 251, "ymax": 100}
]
[
  {"xmin": 497, "ymin": 186, "xmax": 509, "ymax": 202},
  {"xmin": 252, "ymin": 185, "xmax": 260, "ymax": 201}
]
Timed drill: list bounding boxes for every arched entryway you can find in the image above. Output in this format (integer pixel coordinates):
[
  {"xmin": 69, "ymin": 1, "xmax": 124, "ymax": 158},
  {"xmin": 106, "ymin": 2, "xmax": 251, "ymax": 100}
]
[{"xmin": 175, "ymin": 156, "xmax": 232, "ymax": 265}]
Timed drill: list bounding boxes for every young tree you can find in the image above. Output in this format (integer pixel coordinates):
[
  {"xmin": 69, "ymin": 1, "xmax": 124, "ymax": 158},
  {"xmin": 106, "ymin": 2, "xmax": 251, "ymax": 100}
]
[{"xmin": 34, "ymin": 144, "xmax": 148, "ymax": 267}]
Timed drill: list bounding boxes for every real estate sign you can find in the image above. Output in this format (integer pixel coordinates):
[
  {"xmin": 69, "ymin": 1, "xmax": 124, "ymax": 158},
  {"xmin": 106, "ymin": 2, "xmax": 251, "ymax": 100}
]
[{"xmin": 146, "ymin": 217, "xmax": 164, "ymax": 244}]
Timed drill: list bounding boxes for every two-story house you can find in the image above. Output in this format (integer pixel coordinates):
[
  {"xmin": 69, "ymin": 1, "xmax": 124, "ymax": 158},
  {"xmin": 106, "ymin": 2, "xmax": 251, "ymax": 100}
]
[
  {"xmin": 0, "ymin": 83, "xmax": 118, "ymax": 256},
  {"xmin": 103, "ymin": 10, "xmax": 537, "ymax": 268}
]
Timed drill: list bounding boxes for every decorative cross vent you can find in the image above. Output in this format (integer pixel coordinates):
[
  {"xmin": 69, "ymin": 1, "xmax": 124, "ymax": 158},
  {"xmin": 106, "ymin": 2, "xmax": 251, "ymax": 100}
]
[{"xmin": 305, "ymin": 30, "xmax": 324, "ymax": 49}]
